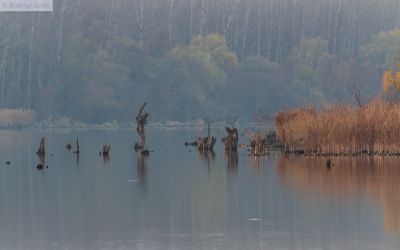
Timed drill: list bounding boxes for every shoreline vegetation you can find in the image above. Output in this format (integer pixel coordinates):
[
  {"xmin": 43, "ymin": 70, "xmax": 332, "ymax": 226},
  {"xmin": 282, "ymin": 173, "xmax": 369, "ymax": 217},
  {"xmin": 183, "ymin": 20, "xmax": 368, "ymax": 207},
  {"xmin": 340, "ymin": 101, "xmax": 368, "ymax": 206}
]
[
  {"xmin": 275, "ymin": 100, "xmax": 400, "ymax": 156},
  {"xmin": 0, "ymin": 110, "xmax": 270, "ymax": 130},
  {"xmin": 0, "ymin": 109, "xmax": 37, "ymax": 129}
]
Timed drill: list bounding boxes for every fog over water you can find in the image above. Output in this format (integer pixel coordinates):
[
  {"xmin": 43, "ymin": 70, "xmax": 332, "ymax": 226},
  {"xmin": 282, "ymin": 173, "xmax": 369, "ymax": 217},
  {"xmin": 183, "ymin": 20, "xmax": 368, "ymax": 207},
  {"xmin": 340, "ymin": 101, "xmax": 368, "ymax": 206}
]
[{"xmin": 0, "ymin": 129, "xmax": 399, "ymax": 249}]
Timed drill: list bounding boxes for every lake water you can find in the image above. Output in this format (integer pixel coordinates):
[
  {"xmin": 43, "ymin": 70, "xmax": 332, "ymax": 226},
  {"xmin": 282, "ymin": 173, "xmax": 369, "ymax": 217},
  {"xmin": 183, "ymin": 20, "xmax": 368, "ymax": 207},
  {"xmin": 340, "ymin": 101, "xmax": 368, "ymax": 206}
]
[{"xmin": 0, "ymin": 128, "xmax": 399, "ymax": 250}]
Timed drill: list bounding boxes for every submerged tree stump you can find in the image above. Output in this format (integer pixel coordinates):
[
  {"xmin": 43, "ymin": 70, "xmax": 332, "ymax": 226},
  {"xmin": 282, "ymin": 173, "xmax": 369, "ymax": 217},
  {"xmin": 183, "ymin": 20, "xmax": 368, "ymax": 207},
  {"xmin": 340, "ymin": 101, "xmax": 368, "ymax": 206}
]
[
  {"xmin": 250, "ymin": 133, "xmax": 267, "ymax": 156},
  {"xmin": 134, "ymin": 102, "xmax": 149, "ymax": 154},
  {"xmin": 197, "ymin": 119, "xmax": 216, "ymax": 151},
  {"xmin": 222, "ymin": 127, "xmax": 238, "ymax": 151},
  {"xmin": 36, "ymin": 137, "xmax": 45, "ymax": 155},
  {"xmin": 102, "ymin": 144, "xmax": 110, "ymax": 156},
  {"xmin": 197, "ymin": 136, "xmax": 217, "ymax": 150}
]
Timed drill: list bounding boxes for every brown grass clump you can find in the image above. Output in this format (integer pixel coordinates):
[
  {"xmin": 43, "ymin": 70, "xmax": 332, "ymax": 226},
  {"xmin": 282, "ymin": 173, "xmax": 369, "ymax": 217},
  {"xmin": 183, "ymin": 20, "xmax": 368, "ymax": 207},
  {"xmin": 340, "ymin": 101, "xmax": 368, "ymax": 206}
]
[
  {"xmin": 0, "ymin": 109, "xmax": 37, "ymax": 128},
  {"xmin": 274, "ymin": 100, "xmax": 400, "ymax": 155}
]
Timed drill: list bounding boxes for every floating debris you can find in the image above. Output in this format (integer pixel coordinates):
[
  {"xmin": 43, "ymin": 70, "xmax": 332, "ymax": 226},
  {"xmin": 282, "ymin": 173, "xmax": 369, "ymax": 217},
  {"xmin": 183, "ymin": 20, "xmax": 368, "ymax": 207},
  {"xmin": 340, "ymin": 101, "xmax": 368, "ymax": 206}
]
[
  {"xmin": 185, "ymin": 141, "xmax": 198, "ymax": 146},
  {"xmin": 248, "ymin": 218, "xmax": 262, "ymax": 221}
]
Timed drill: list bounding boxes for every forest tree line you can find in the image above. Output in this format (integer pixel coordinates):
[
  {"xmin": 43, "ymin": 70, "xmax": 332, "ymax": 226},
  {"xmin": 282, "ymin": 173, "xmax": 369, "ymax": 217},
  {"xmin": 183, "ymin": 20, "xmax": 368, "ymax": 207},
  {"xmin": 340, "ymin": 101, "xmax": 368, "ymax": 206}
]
[{"xmin": 0, "ymin": 0, "xmax": 400, "ymax": 122}]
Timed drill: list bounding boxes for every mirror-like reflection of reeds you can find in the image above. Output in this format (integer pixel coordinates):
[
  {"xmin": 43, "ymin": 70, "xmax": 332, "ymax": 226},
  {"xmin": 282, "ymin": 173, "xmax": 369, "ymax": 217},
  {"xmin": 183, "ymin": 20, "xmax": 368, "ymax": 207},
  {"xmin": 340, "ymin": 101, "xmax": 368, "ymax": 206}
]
[{"xmin": 276, "ymin": 155, "xmax": 400, "ymax": 233}]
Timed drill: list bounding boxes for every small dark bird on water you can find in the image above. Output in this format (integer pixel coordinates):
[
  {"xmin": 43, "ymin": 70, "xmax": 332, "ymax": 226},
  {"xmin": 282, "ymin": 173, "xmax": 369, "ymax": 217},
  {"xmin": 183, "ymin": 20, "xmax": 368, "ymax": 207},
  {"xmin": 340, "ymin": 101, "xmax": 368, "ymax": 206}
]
[
  {"xmin": 66, "ymin": 143, "xmax": 72, "ymax": 150},
  {"xmin": 5, "ymin": 161, "xmax": 10, "ymax": 165},
  {"xmin": 36, "ymin": 164, "xmax": 43, "ymax": 170},
  {"xmin": 326, "ymin": 159, "xmax": 332, "ymax": 169}
]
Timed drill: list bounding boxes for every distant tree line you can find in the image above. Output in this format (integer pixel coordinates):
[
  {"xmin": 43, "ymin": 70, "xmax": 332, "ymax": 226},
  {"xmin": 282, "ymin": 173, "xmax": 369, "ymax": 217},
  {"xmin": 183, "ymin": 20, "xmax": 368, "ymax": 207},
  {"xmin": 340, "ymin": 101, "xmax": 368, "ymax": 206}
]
[{"xmin": 0, "ymin": 0, "xmax": 400, "ymax": 122}]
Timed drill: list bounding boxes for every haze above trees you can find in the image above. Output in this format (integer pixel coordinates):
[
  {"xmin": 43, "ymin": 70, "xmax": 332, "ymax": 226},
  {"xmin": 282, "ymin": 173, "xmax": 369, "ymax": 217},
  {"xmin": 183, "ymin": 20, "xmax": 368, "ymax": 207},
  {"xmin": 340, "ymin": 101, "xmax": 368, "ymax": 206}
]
[{"xmin": 0, "ymin": 0, "xmax": 400, "ymax": 122}]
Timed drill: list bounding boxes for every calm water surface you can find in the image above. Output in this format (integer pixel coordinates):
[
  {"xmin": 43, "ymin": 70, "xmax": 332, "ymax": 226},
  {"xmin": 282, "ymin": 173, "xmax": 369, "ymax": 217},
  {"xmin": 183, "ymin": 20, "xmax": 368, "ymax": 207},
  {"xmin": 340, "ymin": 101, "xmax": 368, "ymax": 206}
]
[{"xmin": 0, "ymin": 128, "xmax": 399, "ymax": 250}]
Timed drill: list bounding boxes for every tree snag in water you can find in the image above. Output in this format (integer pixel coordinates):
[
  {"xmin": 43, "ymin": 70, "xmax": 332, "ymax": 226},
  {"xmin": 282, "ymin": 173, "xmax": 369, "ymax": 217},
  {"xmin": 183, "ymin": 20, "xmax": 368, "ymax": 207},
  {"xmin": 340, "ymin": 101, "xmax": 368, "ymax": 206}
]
[
  {"xmin": 37, "ymin": 137, "xmax": 45, "ymax": 155},
  {"xmin": 197, "ymin": 120, "xmax": 216, "ymax": 151},
  {"xmin": 134, "ymin": 102, "xmax": 149, "ymax": 153},
  {"xmin": 250, "ymin": 133, "xmax": 267, "ymax": 156},
  {"xmin": 222, "ymin": 127, "xmax": 238, "ymax": 151},
  {"xmin": 74, "ymin": 138, "xmax": 80, "ymax": 154},
  {"xmin": 102, "ymin": 144, "xmax": 110, "ymax": 156}
]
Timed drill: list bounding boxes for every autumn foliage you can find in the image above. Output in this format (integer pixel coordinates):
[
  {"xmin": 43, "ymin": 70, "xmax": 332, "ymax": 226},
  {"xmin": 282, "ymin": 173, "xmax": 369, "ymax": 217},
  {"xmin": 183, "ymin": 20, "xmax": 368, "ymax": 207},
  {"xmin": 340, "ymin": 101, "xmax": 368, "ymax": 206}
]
[
  {"xmin": 274, "ymin": 100, "xmax": 400, "ymax": 155},
  {"xmin": 382, "ymin": 65, "xmax": 400, "ymax": 92}
]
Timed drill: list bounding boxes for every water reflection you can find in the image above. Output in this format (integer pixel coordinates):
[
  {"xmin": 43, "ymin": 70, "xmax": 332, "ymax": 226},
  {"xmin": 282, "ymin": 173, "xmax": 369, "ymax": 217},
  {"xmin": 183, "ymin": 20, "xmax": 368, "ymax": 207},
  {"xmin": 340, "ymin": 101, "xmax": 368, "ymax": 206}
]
[
  {"xmin": 225, "ymin": 151, "xmax": 238, "ymax": 173},
  {"xmin": 102, "ymin": 154, "xmax": 110, "ymax": 163},
  {"xmin": 276, "ymin": 155, "xmax": 400, "ymax": 233},
  {"xmin": 137, "ymin": 154, "xmax": 147, "ymax": 190},
  {"xmin": 198, "ymin": 149, "xmax": 215, "ymax": 171}
]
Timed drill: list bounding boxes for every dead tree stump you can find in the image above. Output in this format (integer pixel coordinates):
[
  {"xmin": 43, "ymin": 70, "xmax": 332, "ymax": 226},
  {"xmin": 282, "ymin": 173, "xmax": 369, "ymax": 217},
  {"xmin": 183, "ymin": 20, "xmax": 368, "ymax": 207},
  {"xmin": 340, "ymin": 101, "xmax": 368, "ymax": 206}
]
[
  {"xmin": 134, "ymin": 102, "xmax": 149, "ymax": 153},
  {"xmin": 36, "ymin": 137, "xmax": 45, "ymax": 155},
  {"xmin": 222, "ymin": 127, "xmax": 238, "ymax": 151},
  {"xmin": 102, "ymin": 144, "xmax": 110, "ymax": 156}
]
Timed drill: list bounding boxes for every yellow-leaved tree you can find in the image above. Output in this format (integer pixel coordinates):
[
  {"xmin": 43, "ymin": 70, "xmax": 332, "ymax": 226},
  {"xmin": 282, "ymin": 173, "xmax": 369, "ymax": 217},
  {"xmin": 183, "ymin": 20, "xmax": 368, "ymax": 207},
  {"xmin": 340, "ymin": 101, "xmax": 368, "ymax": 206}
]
[
  {"xmin": 382, "ymin": 65, "xmax": 400, "ymax": 92},
  {"xmin": 382, "ymin": 69, "xmax": 395, "ymax": 91}
]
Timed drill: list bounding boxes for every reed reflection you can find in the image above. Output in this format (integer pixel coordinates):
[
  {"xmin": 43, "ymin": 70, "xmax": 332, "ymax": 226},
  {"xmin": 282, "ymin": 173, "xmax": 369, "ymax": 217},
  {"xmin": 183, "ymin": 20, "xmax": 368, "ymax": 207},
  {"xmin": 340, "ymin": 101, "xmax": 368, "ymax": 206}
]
[{"xmin": 276, "ymin": 155, "xmax": 400, "ymax": 233}]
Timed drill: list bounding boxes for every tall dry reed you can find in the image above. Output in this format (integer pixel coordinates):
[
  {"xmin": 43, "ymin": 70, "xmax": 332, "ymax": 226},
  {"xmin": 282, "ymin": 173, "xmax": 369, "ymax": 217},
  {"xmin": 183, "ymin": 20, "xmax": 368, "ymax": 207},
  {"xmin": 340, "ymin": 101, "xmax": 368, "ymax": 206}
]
[{"xmin": 274, "ymin": 100, "xmax": 400, "ymax": 155}]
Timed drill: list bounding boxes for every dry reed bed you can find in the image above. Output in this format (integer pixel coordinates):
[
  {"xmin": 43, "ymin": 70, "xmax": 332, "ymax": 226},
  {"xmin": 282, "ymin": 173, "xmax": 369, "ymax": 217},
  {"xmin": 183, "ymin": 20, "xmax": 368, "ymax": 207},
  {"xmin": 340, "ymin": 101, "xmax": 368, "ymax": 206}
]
[
  {"xmin": 0, "ymin": 109, "xmax": 37, "ymax": 128},
  {"xmin": 275, "ymin": 100, "xmax": 400, "ymax": 155}
]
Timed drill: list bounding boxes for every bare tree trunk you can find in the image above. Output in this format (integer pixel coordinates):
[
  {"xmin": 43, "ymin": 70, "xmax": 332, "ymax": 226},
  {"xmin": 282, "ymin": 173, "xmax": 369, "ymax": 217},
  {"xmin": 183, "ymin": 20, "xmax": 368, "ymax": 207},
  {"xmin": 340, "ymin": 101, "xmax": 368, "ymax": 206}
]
[
  {"xmin": 0, "ymin": 35, "xmax": 9, "ymax": 107},
  {"xmin": 257, "ymin": 0, "xmax": 262, "ymax": 56},
  {"xmin": 168, "ymin": 0, "xmax": 175, "ymax": 46},
  {"xmin": 242, "ymin": 3, "xmax": 251, "ymax": 57},
  {"xmin": 189, "ymin": 0, "xmax": 193, "ymax": 43},
  {"xmin": 27, "ymin": 15, "xmax": 35, "ymax": 110},
  {"xmin": 268, "ymin": 0, "xmax": 273, "ymax": 59},
  {"xmin": 199, "ymin": 0, "xmax": 207, "ymax": 35},
  {"xmin": 55, "ymin": 0, "xmax": 65, "ymax": 87},
  {"xmin": 275, "ymin": 0, "xmax": 281, "ymax": 62},
  {"xmin": 139, "ymin": 0, "xmax": 144, "ymax": 47}
]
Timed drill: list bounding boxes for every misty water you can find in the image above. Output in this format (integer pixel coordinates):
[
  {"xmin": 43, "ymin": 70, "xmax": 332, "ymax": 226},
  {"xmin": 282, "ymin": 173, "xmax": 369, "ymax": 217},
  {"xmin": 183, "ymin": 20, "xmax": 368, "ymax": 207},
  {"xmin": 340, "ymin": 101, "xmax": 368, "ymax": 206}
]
[{"xmin": 0, "ymin": 128, "xmax": 400, "ymax": 250}]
